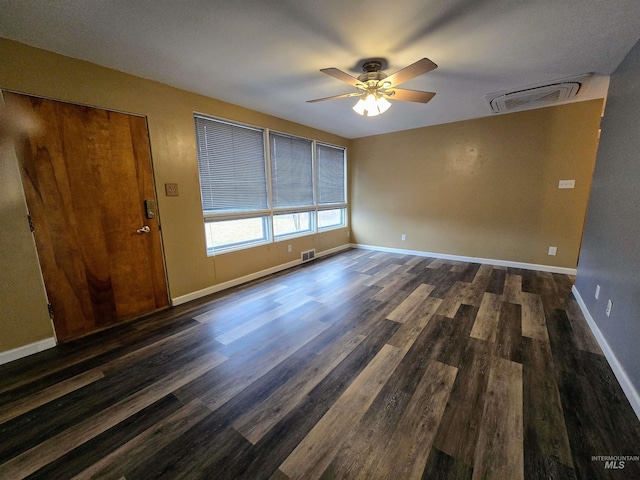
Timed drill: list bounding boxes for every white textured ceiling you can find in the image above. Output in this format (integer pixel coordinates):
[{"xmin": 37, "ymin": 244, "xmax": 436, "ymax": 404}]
[{"xmin": 1, "ymin": 0, "xmax": 639, "ymax": 139}]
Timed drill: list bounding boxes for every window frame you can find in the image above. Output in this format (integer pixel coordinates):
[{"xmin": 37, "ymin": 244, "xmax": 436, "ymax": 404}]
[{"xmin": 195, "ymin": 114, "xmax": 348, "ymax": 255}]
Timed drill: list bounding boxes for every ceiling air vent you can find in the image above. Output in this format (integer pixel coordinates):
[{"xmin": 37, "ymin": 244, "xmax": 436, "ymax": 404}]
[{"xmin": 486, "ymin": 74, "xmax": 592, "ymax": 114}]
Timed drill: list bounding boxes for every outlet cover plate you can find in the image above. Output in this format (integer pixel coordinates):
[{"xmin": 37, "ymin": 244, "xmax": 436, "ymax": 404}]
[
  {"xmin": 165, "ymin": 183, "xmax": 179, "ymax": 196},
  {"xmin": 558, "ymin": 179, "xmax": 575, "ymax": 189},
  {"xmin": 548, "ymin": 246, "xmax": 557, "ymax": 256}
]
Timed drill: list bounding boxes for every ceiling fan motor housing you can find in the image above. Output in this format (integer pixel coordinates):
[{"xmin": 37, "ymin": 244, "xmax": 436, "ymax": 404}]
[{"xmin": 358, "ymin": 61, "xmax": 388, "ymax": 84}]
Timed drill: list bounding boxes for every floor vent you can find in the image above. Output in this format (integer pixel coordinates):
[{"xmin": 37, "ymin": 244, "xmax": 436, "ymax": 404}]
[
  {"xmin": 301, "ymin": 249, "xmax": 316, "ymax": 262},
  {"xmin": 486, "ymin": 74, "xmax": 591, "ymax": 114}
]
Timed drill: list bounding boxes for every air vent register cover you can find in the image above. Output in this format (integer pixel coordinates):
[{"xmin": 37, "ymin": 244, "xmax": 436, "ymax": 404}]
[{"xmin": 486, "ymin": 75, "xmax": 592, "ymax": 114}]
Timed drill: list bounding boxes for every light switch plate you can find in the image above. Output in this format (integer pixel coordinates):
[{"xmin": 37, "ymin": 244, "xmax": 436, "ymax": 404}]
[
  {"xmin": 548, "ymin": 246, "xmax": 557, "ymax": 256},
  {"xmin": 165, "ymin": 183, "xmax": 179, "ymax": 196}
]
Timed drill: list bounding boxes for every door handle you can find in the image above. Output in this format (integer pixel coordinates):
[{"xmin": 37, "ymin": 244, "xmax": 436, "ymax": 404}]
[{"xmin": 136, "ymin": 226, "xmax": 151, "ymax": 234}]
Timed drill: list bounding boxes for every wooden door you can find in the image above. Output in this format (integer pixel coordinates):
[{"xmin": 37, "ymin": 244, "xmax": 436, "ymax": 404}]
[{"xmin": 5, "ymin": 92, "xmax": 169, "ymax": 341}]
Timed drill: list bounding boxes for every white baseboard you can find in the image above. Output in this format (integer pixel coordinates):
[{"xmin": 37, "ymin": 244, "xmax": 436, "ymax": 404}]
[
  {"xmin": 171, "ymin": 244, "xmax": 351, "ymax": 306},
  {"xmin": 0, "ymin": 337, "xmax": 57, "ymax": 366},
  {"xmin": 351, "ymin": 243, "xmax": 577, "ymax": 275},
  {"xmin": 572, "ymin": 285, "xmax": 640, "ymax": 421}
]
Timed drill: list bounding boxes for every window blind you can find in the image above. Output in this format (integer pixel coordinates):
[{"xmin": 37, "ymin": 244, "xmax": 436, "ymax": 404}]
[
  {"xmin": 317, "ymin": 143, "xmax": 346, "ymax": 205},
  {"xmin": 269, "ymin": 132, "xmax": 314, "ymax": 209},
  {"xmin": 195, "ymin": 116, "xmax": 268, "ymax": 213}
]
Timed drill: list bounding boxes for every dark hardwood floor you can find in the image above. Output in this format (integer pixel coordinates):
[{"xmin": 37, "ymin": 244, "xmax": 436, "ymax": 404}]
[{"xmin": 1, "ymin": 249, "xmax": 639, "ymax": 479}]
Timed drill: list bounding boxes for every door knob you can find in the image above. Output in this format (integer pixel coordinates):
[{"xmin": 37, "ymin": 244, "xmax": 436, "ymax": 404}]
[{"xmin": 137, "ymin": 226, "xmax": 151, "ymax": 234}]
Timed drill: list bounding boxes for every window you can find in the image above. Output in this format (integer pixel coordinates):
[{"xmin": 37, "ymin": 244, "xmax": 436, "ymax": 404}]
[
  {"xmin": 270, "ymin": 132, "xmax": 315, "ymax": 239},
  {"xmin": 204, "ymin": 217, "xmax": 270, "ymax": 250},
  {"xmin": 316, "ymin": 143, "xmax": 347, "ymax": 230},
  {"xmin": 317, "ymin": 143, "xmax": 346, "ymax": 205},
  {"xmin": 318, "ymin": 208, "xmax": 346, "ymax": 230},
  {"xmin": 270, "ymin": 133, "xmax": 313, "ymax": 209},
  {"xmin": 195, "ymin": 116, "xmax": 268, "ymax": 213},
  {"xmin": 273, "ymin": 212, "xmax": 313, "ymax": 238},
  {"xmin": 195, "ymin": 115, "xmax": 347, "ymax": 254},
  {"xmin": 195, "ymin": 115, "xmax": 270, "ymax": 253}
]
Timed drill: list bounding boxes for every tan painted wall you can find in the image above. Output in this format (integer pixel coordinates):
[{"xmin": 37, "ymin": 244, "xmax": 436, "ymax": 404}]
[
  {"xmin": 0, "ymin": 127, "xmax": 54, "ymax": 351},
  {"xmin": 350, "ymin": 100, "xmax": 603, "ymax": 268},
  {"xmin": 0, "ymin": 38, "xmax": 350, "ymax": 352}
]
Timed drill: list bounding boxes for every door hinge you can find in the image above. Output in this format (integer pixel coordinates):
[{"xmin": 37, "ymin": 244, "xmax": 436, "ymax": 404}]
[
  {"xmin": 27, "ymin": 214, "xmax": 35, "ymax": 232},
  {"xmin": 47, "ymin": 303, "xmax": 54, "ymax": 320}
]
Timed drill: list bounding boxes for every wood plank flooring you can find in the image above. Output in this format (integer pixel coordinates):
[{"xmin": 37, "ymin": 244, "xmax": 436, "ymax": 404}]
[{"xmin": 1, "ymin": 249, "xmax": 639, "ymax": 479}]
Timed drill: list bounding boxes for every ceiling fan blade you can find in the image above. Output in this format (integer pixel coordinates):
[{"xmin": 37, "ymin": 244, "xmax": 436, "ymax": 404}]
[
  {"xmin": 320, "ymin": 68, "xmax": 363, "ymax": 87},
  {"xmin": 306, "ymin": 92, "xmax": 363, "ymax": 103},
  {"xmin": 384, "ymin": 58, "xmax": 438, "ymax": 87},
  {"xmin": 386, "ymin": 88, "xmax": 436, "ymax": 103}
]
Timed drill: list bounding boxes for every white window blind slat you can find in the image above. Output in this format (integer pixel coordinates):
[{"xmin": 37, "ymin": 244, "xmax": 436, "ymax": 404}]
[
  {"xmin": 317, "ymin": 144, "xmax": 346, "ymax": 205},
  {"xmin": 195, "ymin": 116, "xmax": 268, "ymax": 213},
  {"xmin": 270, "ymin": 133, "xmax": 314, "ymax": 208}
]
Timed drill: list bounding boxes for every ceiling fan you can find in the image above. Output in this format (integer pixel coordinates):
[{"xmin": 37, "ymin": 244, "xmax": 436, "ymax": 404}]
[{"xmin": 307, "ymin": 58, "xmax": 438, "ymax": 117}]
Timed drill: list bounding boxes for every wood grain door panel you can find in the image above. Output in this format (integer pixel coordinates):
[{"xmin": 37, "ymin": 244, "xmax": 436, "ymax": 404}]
[{"xmin": 6, "ymin": 92, "xmax": 169, "ymax": 340}]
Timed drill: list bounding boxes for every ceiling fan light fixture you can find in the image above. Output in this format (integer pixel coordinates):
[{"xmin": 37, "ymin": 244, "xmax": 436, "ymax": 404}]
[
  {"xmin": 377, "ymin": 96, "xmax": 391, "ymax": 113},
  {"xmin": 352, "ymin": 97, "xmax": 367, "ymax": 115},
  {"xmin": 363, "ymin": 94, "xmax": 379, "ymax": 116},
  {"xmin": 353, "ymin": 94, "xmax": 391, "ymax": 117}
]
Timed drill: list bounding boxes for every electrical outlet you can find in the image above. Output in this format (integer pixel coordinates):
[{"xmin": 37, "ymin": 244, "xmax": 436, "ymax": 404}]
[
  {"xmin": 287, "ymin": 244, "xmax": 292, "ymax": 253},
  {"xmin": 548, "ymin": 246, "xmax": 557, "ymax": 256},
  {"xmin": 558, "ymin": 179, "xmax": 575, "ymax": 189},
  {"xmin": 401, "ymin": 234, "xmax": 406, "ymax": 241},
  {"xmin": 595, "ymin": 285, "xmax": 600, "ymax": 299},
  {"xmin": 606, "ymin": 299, "xmax": 613, "ymax": 317}
]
